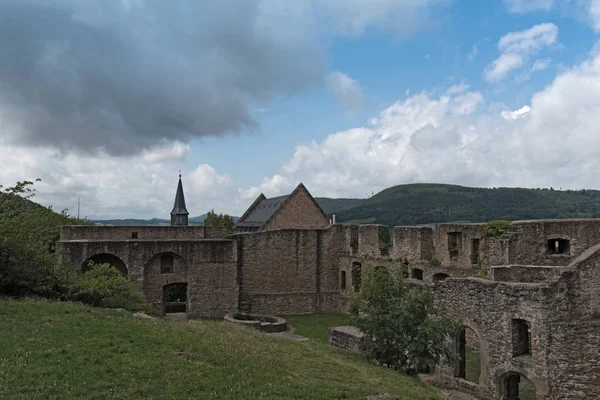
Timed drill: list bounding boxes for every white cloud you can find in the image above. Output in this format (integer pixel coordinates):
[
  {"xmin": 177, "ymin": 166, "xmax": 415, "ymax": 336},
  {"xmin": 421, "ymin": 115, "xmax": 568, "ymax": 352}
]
[
  {"xmin": 252, "ymin": 51, "xmax": 600, "ymax": 198},
  {"xmin": 532, "ymin": 58, "xmax": 552, "ymax": 71},
  {"xmin": 327, "ymin": 71, "xmax": 365, "ymax": 115},
  {"xmin": 505, "ymin": 0, "xmax": 554, "ymax": 13},
  {"xmin": 485, "ymin": 23, "xmax": 558, "ymax": 82},
  {"xmin": 501, "ymin": 105, "xmax": 531, "ymax": 120},
  {"xmin": 589, "ymin": 0, "xmax": 600, "ymax": 31},
  {"xmin": 0, "ymin": 141, "xmax": 248, "ymax": 219}
]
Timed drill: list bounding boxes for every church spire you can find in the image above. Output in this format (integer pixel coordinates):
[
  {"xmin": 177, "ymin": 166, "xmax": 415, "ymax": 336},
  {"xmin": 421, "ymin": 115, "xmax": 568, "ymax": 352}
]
[{"xmin": 170, "ymin": 173, "xmax": 189, "ymax": 226}]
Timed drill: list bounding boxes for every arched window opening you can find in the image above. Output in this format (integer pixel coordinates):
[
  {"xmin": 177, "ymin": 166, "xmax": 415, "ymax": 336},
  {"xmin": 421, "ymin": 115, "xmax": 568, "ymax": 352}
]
[
  {"xmin": 502, "ymin": 372, "xmax": 537, "ymax": 400},
  {"xmin": 340, "ymin": 271, "xmax": 347, "ymax": 290},
  {"xmin": 160, "ymin": 255, "xmax": 174, "ymax": 274},
  {"xmin": 411, "ymin": 268, "xmax": 424, "ymax": 280},
  {"xmin": 433, "ymin": 273, "xmax": 449, "ymax": 282},
  {"xmin": 82, "ymin": 253, "xmax": 127, "ymax": 277},
  {"xmin": 352, "ymin": 262, "xmax": 362, "ymax": 292},
  {"xmin": 455, "ymin": 326, "xmax": 483, "ymax": 385},
  {"xmin": 163, "ymin": 283, "xmax": 188, "ymax": 314}
]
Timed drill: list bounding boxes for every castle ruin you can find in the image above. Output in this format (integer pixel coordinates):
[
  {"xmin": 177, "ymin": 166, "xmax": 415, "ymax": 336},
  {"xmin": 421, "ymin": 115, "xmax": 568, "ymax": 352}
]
[{"xmin": 59, "ymin": 177, "xmax": 600, "ymax": 400}]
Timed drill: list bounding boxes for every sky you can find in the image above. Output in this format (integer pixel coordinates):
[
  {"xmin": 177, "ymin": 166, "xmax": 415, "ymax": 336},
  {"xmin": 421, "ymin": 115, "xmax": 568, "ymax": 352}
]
[{"xmin": 2, "ymin": 0, "xmax": 600, "ymax": 219}]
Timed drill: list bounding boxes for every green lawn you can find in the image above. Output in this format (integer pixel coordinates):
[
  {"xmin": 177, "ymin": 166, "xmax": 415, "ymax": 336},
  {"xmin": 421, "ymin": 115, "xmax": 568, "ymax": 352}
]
[
  {"xmin": 0, "ymin": 299, "xmax": 439, "ymax": 400},
  {"xmin": 286, "ymin": 314, "xmax": 351, "ymax": 342}
]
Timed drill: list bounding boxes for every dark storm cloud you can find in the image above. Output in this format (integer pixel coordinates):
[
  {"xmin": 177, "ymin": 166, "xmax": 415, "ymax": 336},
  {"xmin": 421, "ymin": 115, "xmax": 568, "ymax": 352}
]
[{"xmin": 0, "ymin": 0, "xmax": 325, "ymax": 154}]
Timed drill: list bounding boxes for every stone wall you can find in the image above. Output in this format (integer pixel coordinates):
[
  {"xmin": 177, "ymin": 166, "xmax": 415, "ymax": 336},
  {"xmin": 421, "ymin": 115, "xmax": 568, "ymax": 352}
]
[
  {"xmin": 236, "ymin": 227, "xmax": 346, "ymax": 315},
  {"xmin": 264, "ymin": 186, "xmax": 329, "ymax": 231},
  {"xmin": 59, "ymin": 237, "xmax": 238, "ymax": 318},
  {"xmin": 60, "ymin": 225, "xmax": 227, "ymax": 240},
  {"xmin": 506, "ymin": 219, "xmax": 600, "ymax": 266},
  {"xmin": 328, "ymin": 326, "xmax": 364, "ymax": 352},
  {"xmin": 392, "ymin": 226, "xmax": 434, "ymax": 263},
  {"xmin": 433, "ymin": 224, "xmax": 485, "ymax": 268},
  {"xmin": 491, "ymin": 265, "xmax": 566, "ymax": 283}
]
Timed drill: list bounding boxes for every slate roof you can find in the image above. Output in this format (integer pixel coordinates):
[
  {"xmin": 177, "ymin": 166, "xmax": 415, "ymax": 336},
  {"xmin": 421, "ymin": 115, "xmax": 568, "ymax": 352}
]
[
  {"xmin": 170, "ymin": 176, "xmax": 189, "ymax": 216},
  {"xmin": 235, "ymin": 194, "xmax": 289, "ymax": 228}
]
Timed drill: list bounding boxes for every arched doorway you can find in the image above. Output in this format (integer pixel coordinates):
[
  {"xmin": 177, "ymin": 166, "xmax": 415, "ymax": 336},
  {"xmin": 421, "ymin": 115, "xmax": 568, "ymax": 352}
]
[
  {"xmin": 455, "ymin": 325, "xmax": 485, "ymax": 385},
  {"xmin": 411, "ymin": 268, "xmax": 424, "ymax": 280},
  {"xmin": 82, "ymin": 253, "xmax": 127, "ymax": 276},
  {"xmin": 433, "ymin": 273, "xmax": 449, "ymax": 282},
  {"xmin": 163, "ymin": 283, "xmax": 188, "ymax": 314},
  {"xmin": 501, "ymin": 372, "xmax": 537, "ymax": 400}
]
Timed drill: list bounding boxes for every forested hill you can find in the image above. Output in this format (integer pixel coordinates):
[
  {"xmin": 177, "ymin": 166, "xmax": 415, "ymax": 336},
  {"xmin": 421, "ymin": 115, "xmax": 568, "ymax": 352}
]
[{"xmin": 332, "ymin": 183, "xmax": 600, "ymax": 227}]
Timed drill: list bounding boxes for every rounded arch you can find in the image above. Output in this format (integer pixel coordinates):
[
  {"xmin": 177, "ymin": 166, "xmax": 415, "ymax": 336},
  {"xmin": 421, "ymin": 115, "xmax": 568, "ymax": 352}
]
[
  {"xmin": 497, "ymin": 370, "xmax": 549, "ymax": 399},
  {"xmin": 82, "ymin": 253, "xmax": 127, "ymax": 276},
  {"xmin": 455, "ymin": 319, "xmax": 489, "ymax": 387},
  {"xmin": 143, "ymin": 251, "xmax": 187, "ymax": 270},
  {"xmin": 433, "ymin": 272, "xmax": 450, "ymax": 282}
]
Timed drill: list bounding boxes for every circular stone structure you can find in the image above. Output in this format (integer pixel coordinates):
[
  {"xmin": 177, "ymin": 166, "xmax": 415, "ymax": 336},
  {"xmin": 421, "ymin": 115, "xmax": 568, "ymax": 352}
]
[{"xmin": 224, "ymin": 312, "xmax": 287, "ymax": 333}]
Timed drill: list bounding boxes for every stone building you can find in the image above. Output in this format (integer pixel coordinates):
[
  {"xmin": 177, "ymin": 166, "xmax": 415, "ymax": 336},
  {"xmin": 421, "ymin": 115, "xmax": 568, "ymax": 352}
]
[
  {"xmin": 59, "ymin": 178, "xmax": 600, "ymax": 399},
  {"xmin": 233, "ymin": 183, "xmax": 330, "ymax": 234}
]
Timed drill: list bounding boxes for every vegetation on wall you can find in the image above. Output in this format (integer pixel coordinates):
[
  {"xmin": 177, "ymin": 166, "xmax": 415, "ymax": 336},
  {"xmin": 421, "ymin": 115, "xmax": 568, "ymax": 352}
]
[
  {"xmin": 351, "ymin": 265, "xmax": 460, "ymax": 375},
  {"xmin": 332, "ymin": 183, "xmax": 600, "ymax": 227},
  {"xmin": 483, "ymin": 220, "xmax": 511, "ymax": 237}
]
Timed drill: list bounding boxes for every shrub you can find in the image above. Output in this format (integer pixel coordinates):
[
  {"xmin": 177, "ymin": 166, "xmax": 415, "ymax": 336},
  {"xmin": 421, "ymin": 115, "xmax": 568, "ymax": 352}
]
[
  {"xmin": 483, "ymin": 220, "xmax": 511, "ymax": 237},
  {"xmin": 68, "ymin": 263, "xmax": 149, "ymax": 311},
  {"xmin": 351, "ymin": 265, "xmax": 460, "ymax": 375}
]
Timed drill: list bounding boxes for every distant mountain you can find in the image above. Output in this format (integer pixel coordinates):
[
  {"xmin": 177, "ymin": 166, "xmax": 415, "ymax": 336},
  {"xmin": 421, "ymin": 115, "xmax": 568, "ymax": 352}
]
[
  {"xmin": 314, "ymin": 197, "xmax": 364, "ymax": 215},
  {"xmin": 334, "ymin": 183, "xmax": 600, "ymax": 227},
  {"xmin": 92, "ymin": 214, "xmax": 239, "ymax": 226}
]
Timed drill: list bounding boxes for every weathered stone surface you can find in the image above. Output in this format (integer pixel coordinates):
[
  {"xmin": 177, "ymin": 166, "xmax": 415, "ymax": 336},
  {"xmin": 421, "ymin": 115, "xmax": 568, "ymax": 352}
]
[{"xmin": 328, "ymin": 326, "xmax": 364, "ymax": 352}]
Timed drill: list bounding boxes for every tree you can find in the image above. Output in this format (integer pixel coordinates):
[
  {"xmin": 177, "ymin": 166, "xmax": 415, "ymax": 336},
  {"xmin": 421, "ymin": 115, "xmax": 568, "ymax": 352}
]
[
  {"xmin": 203, "ymin": 209, "xmax": 235, "ymax": 235},
  {"xmin": 351, "ymin": 265, "xmax": 460, "ymax": 375}
]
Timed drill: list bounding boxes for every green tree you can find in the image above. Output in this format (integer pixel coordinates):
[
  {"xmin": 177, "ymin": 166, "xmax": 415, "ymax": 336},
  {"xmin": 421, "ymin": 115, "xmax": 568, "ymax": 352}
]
[
  {"xmin": 203, "ymin": 209, "xmax": 235, "ymax": 235},
  {"xmin": 351, "ymin": 265, "xmax": 460, "ymax": 375}
]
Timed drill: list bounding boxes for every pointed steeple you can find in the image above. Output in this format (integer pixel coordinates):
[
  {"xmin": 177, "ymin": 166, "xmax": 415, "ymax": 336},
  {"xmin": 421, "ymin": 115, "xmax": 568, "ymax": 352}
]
[{"xmin": 170, "ymin": 174, "xmax": 189, "ymax": 226}]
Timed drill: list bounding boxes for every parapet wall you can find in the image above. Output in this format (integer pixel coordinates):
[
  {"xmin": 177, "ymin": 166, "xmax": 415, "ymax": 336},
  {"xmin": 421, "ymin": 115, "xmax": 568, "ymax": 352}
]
[{"xmin": 61, "ymin": 225, "xmax": 227, "ymax": 240}]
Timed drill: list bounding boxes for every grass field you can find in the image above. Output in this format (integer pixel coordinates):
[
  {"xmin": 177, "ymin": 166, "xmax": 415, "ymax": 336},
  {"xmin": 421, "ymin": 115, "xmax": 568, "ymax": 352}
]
[
  {"xmin": 285, "ymin": 314, "xmax": 351, "ymax": 343},
  {"xmin": 0, "ymin": 299, "xmax": 439, "ymax": 400}
]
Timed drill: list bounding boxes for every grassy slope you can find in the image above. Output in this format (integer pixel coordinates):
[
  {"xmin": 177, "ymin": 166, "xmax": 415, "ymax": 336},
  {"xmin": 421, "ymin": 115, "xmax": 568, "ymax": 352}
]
[
  {"xmin": 286, "ymin": 314, "xmax": 351, "ymax": 343},
  {"xmin": 335, "ymin": 183, "xmax": 600, "ymax": 227},
  {"xmin": 0, "ymin": 300, "xmax": 439, "ymax": 400}
]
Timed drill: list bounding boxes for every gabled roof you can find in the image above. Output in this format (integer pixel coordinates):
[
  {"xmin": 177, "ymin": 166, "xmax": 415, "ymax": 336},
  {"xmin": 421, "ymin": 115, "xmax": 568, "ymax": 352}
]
[
  {"xmin": 170, "ymin": 175, "xmax": 189, "ymax": 216},
  {"xmin": 235, "ymin": 194, "xmax": 289, "ymax": 228},
  {"xmin": 234, "ymin": 183, "xmax": 329, "ymax": 232}
]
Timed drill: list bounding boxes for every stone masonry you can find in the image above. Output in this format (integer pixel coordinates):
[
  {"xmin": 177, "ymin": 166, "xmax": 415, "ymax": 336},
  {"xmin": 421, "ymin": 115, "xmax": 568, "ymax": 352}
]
[{"xmin": 58, "ymin": 178, "xmax": 600, "ymax": 400}]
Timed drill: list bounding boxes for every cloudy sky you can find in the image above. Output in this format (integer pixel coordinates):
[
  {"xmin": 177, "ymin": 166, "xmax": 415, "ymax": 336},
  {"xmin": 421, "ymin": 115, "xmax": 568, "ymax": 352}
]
[{"xmin": 2, "ymin": 0, "xmax": 600, "ymax": 219}]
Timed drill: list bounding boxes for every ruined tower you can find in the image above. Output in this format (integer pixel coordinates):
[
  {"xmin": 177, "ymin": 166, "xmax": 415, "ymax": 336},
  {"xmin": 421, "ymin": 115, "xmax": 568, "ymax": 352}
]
[{"xmin": 170, "ymin": 174, "xmax": 189, "ymax": 226}]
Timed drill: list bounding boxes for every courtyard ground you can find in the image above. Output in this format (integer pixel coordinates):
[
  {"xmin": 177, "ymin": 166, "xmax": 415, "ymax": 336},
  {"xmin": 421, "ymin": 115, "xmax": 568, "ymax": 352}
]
[{"xmin": 0, "ymin": 299, "xmax": 439, "ymax": 400}]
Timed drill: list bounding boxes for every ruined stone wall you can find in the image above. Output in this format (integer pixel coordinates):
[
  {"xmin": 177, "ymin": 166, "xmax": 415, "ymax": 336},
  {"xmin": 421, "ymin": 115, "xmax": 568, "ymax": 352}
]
[
  {"xmin": 506, "ymin": 219, "xmax": 600, "ymax": 266},
  {"xmin": 491, "ymin": 265, "xmax": 566, "ymax": 283},
  {"xmin": 433, "ymin": 224, "xmax": 485, "ymax": 268},
  {"xmin": 545, "ymin": 245, "xmax": 600, "ymax": 399},
  {"xmin": 434, "ymin": 277, "xmax": 554, "ymax": 399},
  {"xmin": 264, "ymin": 188, "xmax": 329, "ymax": 231},
  {"xmin": 392, "ymin": 226, "xmax": 434, "ymax": 263},
  {"xmin": 60, "ymin": 225, "xmax": 227, "ymax": 240},
  {"xmin": 59, "ymin": 238, "xmax": 238, "ymax": 318}
]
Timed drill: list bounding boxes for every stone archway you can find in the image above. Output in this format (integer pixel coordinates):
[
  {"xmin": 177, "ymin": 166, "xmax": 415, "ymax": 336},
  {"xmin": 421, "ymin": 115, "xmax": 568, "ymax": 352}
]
[
  {"xmin": 454, "ymin": 320, "xmax": 488, "ymax": 386},
  {"xmin": 82, "ymin": 253, "xmax": 128, "ymax": 276},
  {"xmin": 143, "ymin": 252, "xmax": 188, "ymax": 315},
  {"xmin": 433, "ymin": 273, "xmax": 450, "ymax": 282},
  {"xmin": 499, "ymin": 371, "xmax": 546, "ymax": 400}
]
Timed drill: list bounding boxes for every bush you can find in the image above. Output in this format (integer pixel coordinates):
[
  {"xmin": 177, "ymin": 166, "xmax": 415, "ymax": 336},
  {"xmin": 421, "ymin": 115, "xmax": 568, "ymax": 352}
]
[
  {"xmin": 483, "ymin": 220, "xmax": 511, "ymax": 237},
  {"xmin": 68, "ymin": 263, "xmax": 149, "ymax": 311},
  {"xmin": 351, "ymin": 265, "xmax": 460, "ymax": 375}
]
